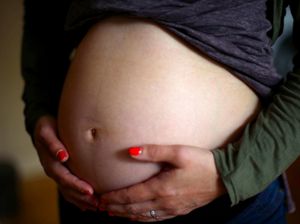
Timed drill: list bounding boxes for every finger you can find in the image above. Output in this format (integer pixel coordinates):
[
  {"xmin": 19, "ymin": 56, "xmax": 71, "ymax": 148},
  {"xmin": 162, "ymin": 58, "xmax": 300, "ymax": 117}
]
[
  {"xmin": 79, "ymin": 193, "xmax": 99, "ymax": 208},
  {"xmin": 60, "ymin": 187, "xmax": 99, "ymax": 211},
  {"xmin": 111, "ymin": 206, "xmax": 175, "ymax": 223},
  {"xmin": 36, "ymin": 142, "xmax": 96, "ymax": 204},
  {"xmin": 37, "ymin": 117, "xmax": 69, "ymax": 162},
  {"xmin": 100, "ymin": 177, "xmax": 160, "ymax": 205},
  {"xmin": 41, "ymin": 132, "xmax": 69, "ymax": 162},
  {"xmin": 104, "ymin": 200, "xmax": 156, "ymax": 216},
  {"xmin": 66, "ymin": 194, "xmax": 98, "ymax": 211},
  {"xmin": 128, "ymin": 145, "xmax": 188, "ymax": 168},
  {"xmin": 105, "ymin": 198, "xmax": 179, "ymax": 218},
  {"xmin": 52, "ymin": 160, "xmax": 94, "ymax": 196},
  {"xmin": 128, "ymin": 211, "xmax": 174, "ymax": 222},
  {"xmin": 107, "ymin": 205, "xmax": 171, "ymax": 222}
]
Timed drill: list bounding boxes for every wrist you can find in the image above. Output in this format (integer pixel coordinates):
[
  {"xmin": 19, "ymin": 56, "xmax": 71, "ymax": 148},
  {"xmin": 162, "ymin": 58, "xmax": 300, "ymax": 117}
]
[
  {"xmin": 215, "ymin": 171, "xmax": 227, "ymax": 197},
  {"xmin": 208, "ymin": 150, "xmax": 227, "ymax": 197}
]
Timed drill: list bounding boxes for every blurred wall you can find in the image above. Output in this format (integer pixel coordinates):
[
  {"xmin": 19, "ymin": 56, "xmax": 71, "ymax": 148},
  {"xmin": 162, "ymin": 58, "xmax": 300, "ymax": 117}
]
[{"xmin": 0, "ymin": 0, "xmax": 43, "ymax": 178}]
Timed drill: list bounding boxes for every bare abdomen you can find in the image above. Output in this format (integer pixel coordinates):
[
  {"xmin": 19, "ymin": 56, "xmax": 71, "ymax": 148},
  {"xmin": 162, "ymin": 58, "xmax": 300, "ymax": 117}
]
[{"xmin": 58, "ymin": 16, "xmax": 260, "ymax": 194}]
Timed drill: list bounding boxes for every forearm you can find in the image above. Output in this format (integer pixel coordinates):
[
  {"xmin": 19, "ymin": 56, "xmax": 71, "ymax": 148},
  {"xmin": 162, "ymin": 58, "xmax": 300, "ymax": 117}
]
[
  {"xmin": 213, "ymin": 0, "xmax": 300, "ymax": 206},
  {"xmin": 213, "ymin": 0, "xmax": 300, "ymax": 205},
  {"xmin": 213, "ymin": 70, "xmax": 300, "ymax": 205}
]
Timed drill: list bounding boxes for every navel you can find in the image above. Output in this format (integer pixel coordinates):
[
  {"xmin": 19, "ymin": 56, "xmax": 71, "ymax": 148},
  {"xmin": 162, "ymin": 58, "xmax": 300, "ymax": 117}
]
[{"xmin": 86, "ymin": 127, "xmax": 104, "ymax": 143}]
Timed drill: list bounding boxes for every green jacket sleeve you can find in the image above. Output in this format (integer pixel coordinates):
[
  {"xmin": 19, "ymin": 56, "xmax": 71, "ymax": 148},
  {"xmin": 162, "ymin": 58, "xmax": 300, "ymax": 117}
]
[
  {"xmin": 21, "ymin": 0, "xmax": 72, "ymax": 138},
  {"xmin": 213, "ymin": 0, "xmax": 300, "ymax": 206}
]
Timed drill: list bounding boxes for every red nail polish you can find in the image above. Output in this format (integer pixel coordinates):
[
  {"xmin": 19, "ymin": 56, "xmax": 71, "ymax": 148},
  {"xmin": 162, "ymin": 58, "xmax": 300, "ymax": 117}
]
[
  {"xmin": 108, "ymin": 211, "xmax": 114, "ymax": 216},
  {"xmin": 56, "ymin": 149, "xmax": 68, "ymax": 162},
  {"xmin": 128, "ymin": 147, "xmax": 142, "ymax": 156}
]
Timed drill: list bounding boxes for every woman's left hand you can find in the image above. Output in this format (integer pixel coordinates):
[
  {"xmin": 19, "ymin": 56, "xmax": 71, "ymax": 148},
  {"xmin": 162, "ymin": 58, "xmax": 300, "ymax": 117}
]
[{"xmin": 99, "ymin": 145, "xmax": 226, "ymax": 222}]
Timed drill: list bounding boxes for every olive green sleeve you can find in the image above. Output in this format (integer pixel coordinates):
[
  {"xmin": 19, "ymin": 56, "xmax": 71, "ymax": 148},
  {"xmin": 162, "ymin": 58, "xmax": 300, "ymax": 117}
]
[
  {"xmin": 213, "ymin": 0, "xmax": 300, "ymax": 206},
  {"xmin": 213, "ymin": 70, "xmax": 300, "ymax": 205}
]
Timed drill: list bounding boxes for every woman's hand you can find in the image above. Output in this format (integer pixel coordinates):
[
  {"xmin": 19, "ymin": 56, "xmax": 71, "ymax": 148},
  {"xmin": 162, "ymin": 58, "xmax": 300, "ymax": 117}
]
[
  {"xmin": 33, "ymin": 115, "xmax": 99, "ymax": 211},
  {"xmin": 99, "ymin": 145, "xmax": 226, "ymax": 222}
]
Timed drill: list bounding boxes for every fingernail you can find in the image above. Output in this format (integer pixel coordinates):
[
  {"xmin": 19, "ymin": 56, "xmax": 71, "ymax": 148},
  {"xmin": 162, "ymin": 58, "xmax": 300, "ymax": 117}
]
[
  {"xmin": 128, "ymin": 147, "xmax": 142, "ymax": 156},
  {"xmin": 108, "ymin": 211, "xmax": 114, "ymax": 216},
  {"xmin": 56, "ymin": 149, "xmax": 68, "ymax": 162}
]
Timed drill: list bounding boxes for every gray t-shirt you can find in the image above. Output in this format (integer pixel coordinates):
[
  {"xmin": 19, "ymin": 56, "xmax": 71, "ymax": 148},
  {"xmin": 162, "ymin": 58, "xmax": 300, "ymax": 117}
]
[{"xmin": 65, "ymin": 0, "xmax": 282, "ymax": 100}]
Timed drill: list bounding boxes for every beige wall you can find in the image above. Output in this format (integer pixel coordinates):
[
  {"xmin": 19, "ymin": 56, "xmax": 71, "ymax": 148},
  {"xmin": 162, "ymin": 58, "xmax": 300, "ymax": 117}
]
[{"xmin": 0, "ymin": 0, "xmax": 43, "ymax": 178}]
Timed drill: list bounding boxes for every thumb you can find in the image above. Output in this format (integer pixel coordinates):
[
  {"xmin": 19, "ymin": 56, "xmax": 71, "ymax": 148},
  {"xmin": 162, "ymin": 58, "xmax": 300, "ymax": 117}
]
[{"xmin": 128, "ymin": 145, "xmax": 185, "ymax": 167}]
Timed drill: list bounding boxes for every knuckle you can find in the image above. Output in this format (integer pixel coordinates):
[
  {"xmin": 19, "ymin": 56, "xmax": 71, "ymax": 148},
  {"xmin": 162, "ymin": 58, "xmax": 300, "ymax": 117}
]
[
  {"xmin": 157, "ymin": 184, "xmax": 176, "ymax": 197},
  {"xmin": 166, "ymin": 187, "xmax": 177, "ymax": 197},
  {"xmin": 173, "ymin": 146, "xmax": 189, "ymax": 163},
  {"xmin": 125, "ymin": 205, "xmax": 138, "ymax": 214},
  {"xmin": 154, "ymin": 174, "xmax": 177, "ymax": 197}
]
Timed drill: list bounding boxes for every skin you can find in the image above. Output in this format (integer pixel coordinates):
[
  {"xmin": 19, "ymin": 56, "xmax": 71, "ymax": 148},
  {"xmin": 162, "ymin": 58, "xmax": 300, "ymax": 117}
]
[
  {"xmin": 33, "ymin": 115, "xmax": 99, "ymax": 211},
  {"xmin": 33, "ymin": 16, "xmax": 260, "ymax": 221},
  {"xmin": 33, "ymin": 116, "xmax": 225, "ymax": 217},
  {"xmin": 33, "ymin": 115, "xmax": 225, "ymax": 218},
  {"xmin": 99, "ymin": 145, "xmax": 226, "ymax": 222}
]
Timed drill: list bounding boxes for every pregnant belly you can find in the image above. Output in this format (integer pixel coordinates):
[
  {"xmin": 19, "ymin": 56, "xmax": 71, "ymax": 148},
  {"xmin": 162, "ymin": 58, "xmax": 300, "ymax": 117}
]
[{"xmin": 58, "ymin": 16, "xmax": 260, "ymax": 194}]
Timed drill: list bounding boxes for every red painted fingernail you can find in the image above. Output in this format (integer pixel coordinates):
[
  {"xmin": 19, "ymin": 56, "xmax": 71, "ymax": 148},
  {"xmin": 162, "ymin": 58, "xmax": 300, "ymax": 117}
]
[
  {"xmin": 128, "ymin": 147, "xmax": 142, "ymax": 156},
  {"xmin": 108, "ymin": 211, "xmax": 114, "ymax": 216},
  {"xmin": 56, "ymin": 149, "xmax": 69, "ymax": 162}
]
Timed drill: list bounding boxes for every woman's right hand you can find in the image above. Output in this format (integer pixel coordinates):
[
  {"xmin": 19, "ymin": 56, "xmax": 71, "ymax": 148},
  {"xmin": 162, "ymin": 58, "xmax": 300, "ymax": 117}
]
[{"xmin": 33, "ymin": 115, "xmax": 99, "ymax": 211}]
